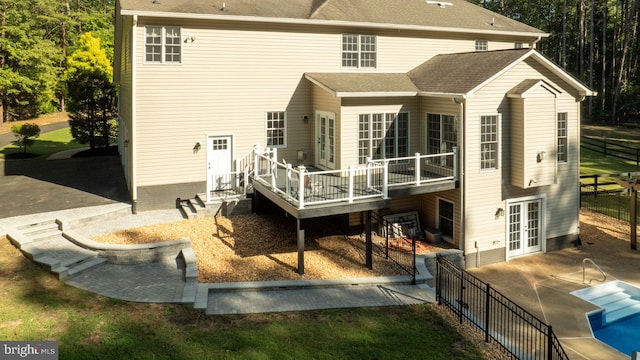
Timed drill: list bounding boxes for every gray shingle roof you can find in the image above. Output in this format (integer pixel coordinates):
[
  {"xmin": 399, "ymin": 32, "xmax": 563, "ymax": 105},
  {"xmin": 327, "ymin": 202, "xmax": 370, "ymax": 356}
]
[
  {"xmin": 118, "ymin": 0, "xmax": 545, "ymax": 36},
  {"xmin": 408, "ymin": 48, "xmax": 531, "ymax": 94},
  {"xmin": 305, "ymin": 73, "xmax": 419, "ymax": 95}
]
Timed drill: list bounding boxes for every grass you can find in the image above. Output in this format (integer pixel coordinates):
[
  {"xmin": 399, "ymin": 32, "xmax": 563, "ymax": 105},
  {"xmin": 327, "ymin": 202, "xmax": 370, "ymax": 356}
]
[
  {"xmin": 0, "ymin": 237, "xmax": 487, "ymax": 360},
  {"xmin": 0, "ymin": 127, "xmax": 85, "ymax": 160}
]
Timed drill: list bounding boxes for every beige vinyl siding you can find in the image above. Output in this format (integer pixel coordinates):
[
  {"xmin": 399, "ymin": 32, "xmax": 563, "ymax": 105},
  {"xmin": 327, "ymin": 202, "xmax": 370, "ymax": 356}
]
[
  {"xmin": 511, "ymin": 86, "xmax": 557, "ymax": 188},
  {"xmin": 463, "ymin": 60, "xmax": 582, "ymax": 254},
  {"xmin": 117, "ymin": 16, "xmax": 134, "ymax": 189},
  {"xmin": 546, "ymin": 97, "xmax": 580, "ymax": 238},
  {"xmin": 130, "ymin": 17, "xmax": 534, "ymax": 186},
  {"xmin": 510, "ymin": 98, "xmax": 525, "ymax": 187}
]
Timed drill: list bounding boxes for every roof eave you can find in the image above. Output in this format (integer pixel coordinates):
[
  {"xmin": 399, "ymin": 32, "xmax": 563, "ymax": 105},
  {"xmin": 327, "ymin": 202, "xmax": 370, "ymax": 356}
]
[
  {"xmin": 336, "ymin": 91, "xmax": 419, "ymax": 98},
  {"xmin": 418, "ymin": 92, "xmax": 468, "ymax": 99},
  {"xmin": 119, "ymin": 9, "xmax": 549, "ymax": 38},
  {"xmin": 528, "ymin": 52, "xmax": 597, "ymax": 97}
]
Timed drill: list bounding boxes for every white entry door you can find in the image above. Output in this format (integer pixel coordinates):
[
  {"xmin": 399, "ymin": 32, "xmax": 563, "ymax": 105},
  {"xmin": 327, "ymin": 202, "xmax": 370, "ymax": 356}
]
[
  {"xmin": 207, "ymin": 136, "xmax": 232, "ymax": 195},
  {"xmin": 316, "ymin": 112, "xmax": 336, "ymax": 169},
  {"xmin": 508, "ymin": 199, "xmax": 542, "ymax": 258}
]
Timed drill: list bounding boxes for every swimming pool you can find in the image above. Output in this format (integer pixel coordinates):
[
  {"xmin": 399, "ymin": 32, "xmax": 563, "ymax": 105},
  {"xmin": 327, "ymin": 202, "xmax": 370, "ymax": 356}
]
[{"xmin": 572, "ymin": 280, "xmax": 640, "ymax": 356}]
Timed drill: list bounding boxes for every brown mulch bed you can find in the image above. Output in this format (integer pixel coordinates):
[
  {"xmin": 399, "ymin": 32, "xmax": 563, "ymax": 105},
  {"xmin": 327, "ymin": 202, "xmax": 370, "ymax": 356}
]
[
  {"xmin": 91, "ymin": 213, "xmax": 453, "ymax": 283},
  {"xmin": 91, "ymin": 209, "xmax": 620, "ymax": 285}
]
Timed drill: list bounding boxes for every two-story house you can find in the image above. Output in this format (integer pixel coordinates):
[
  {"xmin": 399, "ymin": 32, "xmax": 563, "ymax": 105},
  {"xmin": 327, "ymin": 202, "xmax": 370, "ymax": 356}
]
[{"xmin": 114, "ymin": 0, "xmax": 594, "ymax": 270}]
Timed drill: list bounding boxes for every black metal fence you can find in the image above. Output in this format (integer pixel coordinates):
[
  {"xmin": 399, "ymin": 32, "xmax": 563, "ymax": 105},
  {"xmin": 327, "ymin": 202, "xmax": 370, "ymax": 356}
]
[
  {"xmin": 580, "ymin": 172, "xmax": 640, "ymax": 222},
  {"xmin": 370, "ymin": 212, "xmax": 416, "ymax": 283},
  {"xmin": 436, "ymin": 256, "xmax": 569, "ymax": 360}
]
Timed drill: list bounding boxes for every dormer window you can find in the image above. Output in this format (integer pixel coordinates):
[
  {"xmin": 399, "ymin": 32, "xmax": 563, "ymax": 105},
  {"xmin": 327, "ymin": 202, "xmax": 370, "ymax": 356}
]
[
  {"xmin": 342, "ymin": 34, "xmax": 377, "ymax": 69},
  {"xmin": 475, "ymin": 40, "xmax": 488, "ymax": 51}
]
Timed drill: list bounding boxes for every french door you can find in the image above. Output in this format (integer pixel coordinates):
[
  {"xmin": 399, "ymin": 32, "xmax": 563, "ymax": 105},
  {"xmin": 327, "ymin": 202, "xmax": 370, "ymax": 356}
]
[
  {"xmin": 316, "ymin": 112, "xmax": 335, "ymax": 169},
  {"xmin": 508, "ymin": 199, "xmax": 543, "ymax": 258}
]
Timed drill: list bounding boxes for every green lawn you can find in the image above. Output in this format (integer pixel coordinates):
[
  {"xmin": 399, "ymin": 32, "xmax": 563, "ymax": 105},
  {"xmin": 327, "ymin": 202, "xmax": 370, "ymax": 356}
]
[
  {"xmin": 0, "ymin": 127, "xmax": 85, "ymax": 159},
  {"xmin": 0, "ymin": 238, "xmax": 487, "ymax": 360}
]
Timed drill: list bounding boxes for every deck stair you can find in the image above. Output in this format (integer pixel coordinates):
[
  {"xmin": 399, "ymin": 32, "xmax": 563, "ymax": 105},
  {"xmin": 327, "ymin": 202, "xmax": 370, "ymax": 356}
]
[
  {"xmin": 574, "ymin": 280, "xmax": 640, "ymax": 324},
  {"xmin": 177, "ymin": 193, "xmax": 252, "ymax": 219},
  {"xmin": 7, "ymin": 220, "xmax": 106, "ymax": 280}
]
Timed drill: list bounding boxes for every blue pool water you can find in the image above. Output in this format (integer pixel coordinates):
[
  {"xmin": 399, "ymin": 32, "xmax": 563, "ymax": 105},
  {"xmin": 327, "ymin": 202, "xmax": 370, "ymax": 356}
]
[
  {"xmin": 589, "ymin": 311, "xmax": 640, "ymax": 356},
  {"xmin": 572, "ymin": 280, "xmax": 640, "ymax": 357}
]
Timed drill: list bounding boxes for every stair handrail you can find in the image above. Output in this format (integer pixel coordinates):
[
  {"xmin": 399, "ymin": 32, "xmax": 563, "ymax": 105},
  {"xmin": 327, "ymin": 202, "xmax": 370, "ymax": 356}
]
[{"xmin": 583, "ymin": 258, "xmax": 607, "ymax": 284}]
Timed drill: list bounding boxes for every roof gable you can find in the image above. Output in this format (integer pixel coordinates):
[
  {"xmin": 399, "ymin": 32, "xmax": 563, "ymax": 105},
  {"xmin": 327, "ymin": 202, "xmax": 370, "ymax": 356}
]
[
  {"xmin": 408, "ymin": 48, "xmax": 595, "ymax": 98},
  {"xmin": 408, "ymin": 48, "xmax": 531, "ymax": 96},
  {"xmin": 507, "ymin": 79, "xmax": 561, "ymax": 98}
]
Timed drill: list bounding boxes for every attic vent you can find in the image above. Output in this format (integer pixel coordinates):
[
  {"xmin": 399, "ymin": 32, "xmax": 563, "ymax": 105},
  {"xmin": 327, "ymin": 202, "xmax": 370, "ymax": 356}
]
[{"xmin": 426, "ymin": 1, "xmax": 453, "ymax": 8}]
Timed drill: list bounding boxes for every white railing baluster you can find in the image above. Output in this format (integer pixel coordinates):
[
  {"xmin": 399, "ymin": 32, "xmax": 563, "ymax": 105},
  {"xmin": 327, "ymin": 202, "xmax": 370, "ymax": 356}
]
[
  {"xmin": 348, "ymin": 166, "xmax": 355, "ymax": 203},
  {"xmin": 414, "ymin": 153, "xmax": 421, "ymax": 185},
  {"xmin": 383, "ymin": 160, "xmax": 389, "ymax": 199},
  {"xmin": 453, "ymin": 147, "xmax": 458, "ymax": 180}
]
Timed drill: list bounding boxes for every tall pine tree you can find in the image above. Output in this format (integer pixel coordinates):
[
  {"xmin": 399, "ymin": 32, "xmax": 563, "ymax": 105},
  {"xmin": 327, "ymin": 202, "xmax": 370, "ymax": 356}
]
[{"xmin": 65, "ymin": 32, "xmax": 116, "ymax": 149}]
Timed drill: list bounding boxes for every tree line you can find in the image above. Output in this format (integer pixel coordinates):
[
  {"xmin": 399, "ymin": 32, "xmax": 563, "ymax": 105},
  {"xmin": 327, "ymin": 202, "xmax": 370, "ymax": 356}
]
[
  {"xmin": 0, "ymin": 0, "xmax": 112, "ymax": 123},
  {"xmin": 1, "ymin": 1, "xmax": 638, "ymax": 126},
  {"xmin": 478, "ymin": 0, "xmax": 640, "ymax": 124}
]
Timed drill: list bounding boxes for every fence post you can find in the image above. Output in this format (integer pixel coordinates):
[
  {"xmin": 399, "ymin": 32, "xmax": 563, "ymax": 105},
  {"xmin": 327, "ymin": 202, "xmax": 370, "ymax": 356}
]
[
  {"xmin": 412, "ymin": 238, "xmax": 416, "ymax": 285},
  {"xmin": 547, "ymin": 325, "xmax": 553, "ymax": 359},
  {"xmin": 485, "ymin": 283, "xmax": 491, "ymax": 343},
  {"xmin": 436, "ymin": 255, "xmax": 441, "ymax": 305},
  {"xmin": 459, "ymin": 269, "xmax": 464, "ymax": 324},
  {"xmin": 594, "ymin": 175, "xmax": 598, "ymax": 198}
]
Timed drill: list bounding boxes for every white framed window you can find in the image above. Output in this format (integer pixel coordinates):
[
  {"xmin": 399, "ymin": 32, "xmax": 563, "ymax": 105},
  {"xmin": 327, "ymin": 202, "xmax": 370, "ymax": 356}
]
[
  {"xmin": 438, "ymin": 198, "xmax": 455, "ymax": 242},
  {"xmin": 266, "ymin": 111, "xmax": 286, "ymax": 148},
  {"xmin": 358, "ymin": 112, "xmax": 409, "ymax": 164},
  {"xmin": 480, "ymin": 115, "xmax": 499, "ymax": 170},
  {"xmin": 557, "ymin": 112, "xmax": 568, "ymax": 163},
  {"xmin": 427, "ymin": 113, "xmax": 458, "ymax": 166},
  {"xmin": 342, "ymin": 34, "xmax": 377, "ymax": 69},
  {"xmin": 514, "ymin": 42, "xmax": 524, "ymax": 49},
  {"xmin": 145, "ymin": 26, "xmax": 181, "ymax": 64},
  {"xmin": 475, "ymin": 40, "xmax": 488, "ymax": 51}
]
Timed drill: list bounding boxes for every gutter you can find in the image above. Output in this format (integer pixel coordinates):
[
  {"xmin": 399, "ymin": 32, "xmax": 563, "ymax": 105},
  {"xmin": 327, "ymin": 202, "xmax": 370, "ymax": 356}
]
[{"xmin": 453, "ymin": 97, "xmax": 466, "ymax": 264}]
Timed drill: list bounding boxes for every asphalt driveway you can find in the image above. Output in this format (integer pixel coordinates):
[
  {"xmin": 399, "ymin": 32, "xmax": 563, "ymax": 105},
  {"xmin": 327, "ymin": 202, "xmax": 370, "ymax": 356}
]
[{"xmin": 0, "ymin": 123, "xmax": 130, "ymax": 219}]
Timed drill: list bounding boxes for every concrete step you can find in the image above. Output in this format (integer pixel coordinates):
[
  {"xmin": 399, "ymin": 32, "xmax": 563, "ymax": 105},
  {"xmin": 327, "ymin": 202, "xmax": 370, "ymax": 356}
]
[
  {"xmin": 59, "ymin": 257, "xmax": 108, "ymax": 280},
  {"xmin": 17, "ymin": 221, "xmax": 60, "ymax": 237},
  {"xmin": 28, "ymin": 229, "xmax": 64, "ymax": 243},
  {"xmin": 34, "ymin": 256, "xmax": 62, "ymax": 271},
  {"xmin": 177, "ymin": 199, "xmax": 198, "ymax": 219},
  {"xmin": 181, "ymin": 281, "xmax": 198, "ymax": 304}
]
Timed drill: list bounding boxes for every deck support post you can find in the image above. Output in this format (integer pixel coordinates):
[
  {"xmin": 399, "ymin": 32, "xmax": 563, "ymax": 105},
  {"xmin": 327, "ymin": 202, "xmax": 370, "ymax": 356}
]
[
  {"xmin": 297, "ymin": 219, "xmax": 305, "ymax": 275},
  {"xmin": 366, "ymin": 210, "xmax": 373, "ymax": 269}
]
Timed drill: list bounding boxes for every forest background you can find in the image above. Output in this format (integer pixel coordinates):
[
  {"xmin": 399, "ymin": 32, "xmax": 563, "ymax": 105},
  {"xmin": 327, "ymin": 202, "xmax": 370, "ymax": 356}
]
[{"xmin": 0, "ymin": 0, "xmax": 638, "ymax": 125}]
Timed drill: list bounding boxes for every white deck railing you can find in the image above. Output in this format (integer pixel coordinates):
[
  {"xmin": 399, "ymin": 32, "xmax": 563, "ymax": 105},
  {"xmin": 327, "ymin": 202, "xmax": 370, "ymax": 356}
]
[{"xmin": 241, "ymin": 146, "xmax": 457, "ymax": 209}]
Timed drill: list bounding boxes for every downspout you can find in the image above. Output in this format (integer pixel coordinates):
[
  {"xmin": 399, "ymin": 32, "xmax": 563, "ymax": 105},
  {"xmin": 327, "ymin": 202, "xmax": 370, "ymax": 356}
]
[
  {"xmin": 131, "ymin": 15, "xmax": 138, "ymax": 213},
  {"xmin": 453, "ymin": 97, "xmax": 466, "ymax": 263},
  {"xmin": 532, "ymin": 36, "xmax": 542, "ymax": 49}
]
